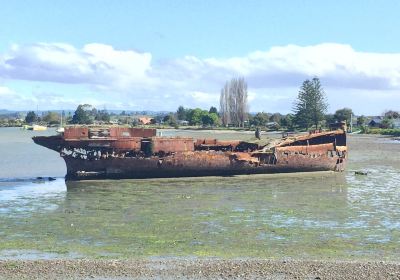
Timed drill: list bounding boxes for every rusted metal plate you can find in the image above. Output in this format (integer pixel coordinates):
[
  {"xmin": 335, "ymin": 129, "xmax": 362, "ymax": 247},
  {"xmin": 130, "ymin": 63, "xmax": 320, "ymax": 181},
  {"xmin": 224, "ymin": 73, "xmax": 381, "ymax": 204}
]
[
  {"xmin": 65, "ymin": 139, "xmax": 114, "ymax": 148},
  {"xmin": 132, "ymin": 128, "xmax": 156, "ymax": 137},
  {"xmin": 152, "ymin": 137, "xmax": 194, "ymax": 153},
  {"xmin": 216, "ymin": 140, "xmax": 241, "ymax": 147},
  {"xmin": 277, "ymin": 130, "xmax": 345, "ymax": 147},
  {"xmin": 196, "ymin": 139, "xmax": 217, "ymax": 145},
  {"xmin": 64, "ymin": 127, "xmax": 89, "ymax": 139},
  {"xmin": 110, "ymin": 127, "xmax": 130, "ymax": 137},
  {"xmin": 111, "ymin": 137, "xmax": 142, "ymax": 150},
  {"xmin": 230, "ymin": 152, "xmax": 260, "ymax": 164},
  {"xmin": 195, "ymin": 139, "xmax": 242, "ymax": 151},
  {"xmin": 276, "ymin": 143, "xmax": 334, "ymax": 154}
]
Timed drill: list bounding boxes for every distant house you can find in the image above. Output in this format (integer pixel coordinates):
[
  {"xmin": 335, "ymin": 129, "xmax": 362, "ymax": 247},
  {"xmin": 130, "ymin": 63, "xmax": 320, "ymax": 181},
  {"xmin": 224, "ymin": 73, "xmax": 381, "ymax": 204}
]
[
  {"xmin": 266, "ymin": 122, "xmax": 279, "ymax": 130},
  {"xmin": 178, "ymin": 120, "xmax": 189, "ymax": 126},
  {"xmin": 138, "ymin": 117, "xmax": 154, "ymax": 125},
  {"xmin": 368, "ymin": 116, "xmax": 383, "ymax": 128}
]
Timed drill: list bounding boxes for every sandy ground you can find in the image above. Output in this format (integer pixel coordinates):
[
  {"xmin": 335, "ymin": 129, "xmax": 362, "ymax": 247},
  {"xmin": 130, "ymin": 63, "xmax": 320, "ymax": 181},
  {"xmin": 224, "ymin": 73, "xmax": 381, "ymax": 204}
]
[{"xmin": 1, "ymin": 259, "xmax": 400, "ymax": 280}]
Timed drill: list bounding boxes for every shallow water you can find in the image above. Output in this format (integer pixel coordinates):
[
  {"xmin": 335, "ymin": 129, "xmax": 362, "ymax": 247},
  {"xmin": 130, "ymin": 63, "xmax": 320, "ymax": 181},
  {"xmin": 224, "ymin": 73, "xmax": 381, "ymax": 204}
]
[
  {"xmin": 0, "ymin": 127, "xmax": 65, "ymax": 178},
  {"xmin": 0, "ymin": 128, "xmax": 399, "ymax": 260}
]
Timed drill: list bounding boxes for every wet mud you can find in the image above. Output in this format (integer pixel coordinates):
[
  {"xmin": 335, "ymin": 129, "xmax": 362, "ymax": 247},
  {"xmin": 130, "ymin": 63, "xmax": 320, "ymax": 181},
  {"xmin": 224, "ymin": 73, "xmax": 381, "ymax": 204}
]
[{"xmin": 0, "ymin": 130, "xmax": 399, "ymax": 262}]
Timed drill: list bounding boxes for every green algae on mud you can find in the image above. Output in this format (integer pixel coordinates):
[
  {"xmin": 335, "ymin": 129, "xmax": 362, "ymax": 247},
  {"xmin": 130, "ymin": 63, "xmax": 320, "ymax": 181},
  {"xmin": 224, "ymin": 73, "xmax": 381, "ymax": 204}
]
[
  {"xmin": 1, "ymin": 172, "xmax": 400, "ymax": 260},
  {"xmin": 1, "ymin": 132, "xmax": 400, "ymax": 260}
]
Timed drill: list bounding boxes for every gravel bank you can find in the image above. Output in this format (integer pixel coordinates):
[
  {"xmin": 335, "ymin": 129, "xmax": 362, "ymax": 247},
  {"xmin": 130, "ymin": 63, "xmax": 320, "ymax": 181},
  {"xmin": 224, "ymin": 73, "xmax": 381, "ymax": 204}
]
[{"xmin": 1, "ymin": 259, "xmax": 399, "ymax": 280}]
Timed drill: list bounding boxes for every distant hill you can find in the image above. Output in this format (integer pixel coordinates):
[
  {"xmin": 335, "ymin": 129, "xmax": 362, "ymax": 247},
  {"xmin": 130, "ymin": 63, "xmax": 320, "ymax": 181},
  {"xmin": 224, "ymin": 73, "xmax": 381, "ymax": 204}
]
[
  {"xmin": 0, "ymin": 109, "xmax": 18, "ymax": 115},
  {"xmin": 0, "ymin": 109, "xmax": 172, "ymax": 117}
]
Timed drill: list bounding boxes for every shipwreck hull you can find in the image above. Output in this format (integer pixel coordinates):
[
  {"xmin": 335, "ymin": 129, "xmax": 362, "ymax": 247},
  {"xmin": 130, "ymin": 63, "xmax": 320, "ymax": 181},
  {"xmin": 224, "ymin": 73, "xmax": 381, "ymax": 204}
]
[
  {"xmin": 64, "ymin": 157, "xmax": 339, "ymax": 180},
  {"xmin": 63, "ymin": 144, "xmax": 344, "ymax": 180},
  {"xmin": 33, "ymin": 126, "xmax": 347, "ymax": 181}
]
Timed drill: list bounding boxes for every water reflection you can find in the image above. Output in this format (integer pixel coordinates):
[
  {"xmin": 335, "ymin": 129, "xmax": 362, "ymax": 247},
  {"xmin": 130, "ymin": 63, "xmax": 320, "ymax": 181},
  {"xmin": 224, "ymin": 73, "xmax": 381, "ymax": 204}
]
[{"xmin": 0, "ymin": 178, "xmax": 66, "ymax": 215}]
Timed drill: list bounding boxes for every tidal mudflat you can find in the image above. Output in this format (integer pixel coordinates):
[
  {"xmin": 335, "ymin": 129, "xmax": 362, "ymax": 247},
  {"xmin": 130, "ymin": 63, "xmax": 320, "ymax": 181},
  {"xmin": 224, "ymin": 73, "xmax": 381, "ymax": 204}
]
[{"xmin": 0, "ymin": 128, "xmax": 400, "ymax": 278}]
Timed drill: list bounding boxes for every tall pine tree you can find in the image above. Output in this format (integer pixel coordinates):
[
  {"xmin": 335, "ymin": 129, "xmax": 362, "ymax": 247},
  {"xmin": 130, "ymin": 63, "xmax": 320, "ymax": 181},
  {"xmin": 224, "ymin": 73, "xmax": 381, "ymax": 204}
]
[{"xmin": 293, "ymin": 77, "xmax": 328, "ymax": 129}]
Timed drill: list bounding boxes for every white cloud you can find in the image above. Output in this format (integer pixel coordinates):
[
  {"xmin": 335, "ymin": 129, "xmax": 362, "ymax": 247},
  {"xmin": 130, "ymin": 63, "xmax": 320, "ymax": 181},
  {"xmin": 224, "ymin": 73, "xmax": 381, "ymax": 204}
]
[
  {"xmin": 0, "ymin": 85, "xmax": 32, "ymax": 109},
  {"xmin": 189, "ymin": 91, "xmax": 219, "ymax": 105},
  {"xmin": 1, "ymin": 42, "xmax": 400, "ymax": 114},
  {"xmin": 189, "ymin": 43, "xmax": 400, "ymax": 90},
  {"xmin": 0, "ymin": 43, "xmax": 155, "ymax": 90},
  {"xmin": 0, "ymin": 86, "xmax": 15, "ymax": 96}
]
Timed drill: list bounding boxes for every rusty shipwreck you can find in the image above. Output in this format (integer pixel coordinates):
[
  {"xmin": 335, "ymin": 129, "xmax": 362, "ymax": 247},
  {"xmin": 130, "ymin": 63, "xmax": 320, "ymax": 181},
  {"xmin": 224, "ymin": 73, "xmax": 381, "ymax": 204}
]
[{"xmin": 32, "ymin": 125, "xmax": 347, "ymax": 180}]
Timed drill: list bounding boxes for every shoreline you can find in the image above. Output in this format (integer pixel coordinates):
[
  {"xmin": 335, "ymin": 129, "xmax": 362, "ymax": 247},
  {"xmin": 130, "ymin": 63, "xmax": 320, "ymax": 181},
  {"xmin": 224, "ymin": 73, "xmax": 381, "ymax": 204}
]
[{"xmin": 1, "ymin": 259, "xmax": 399, "ymax": 279}]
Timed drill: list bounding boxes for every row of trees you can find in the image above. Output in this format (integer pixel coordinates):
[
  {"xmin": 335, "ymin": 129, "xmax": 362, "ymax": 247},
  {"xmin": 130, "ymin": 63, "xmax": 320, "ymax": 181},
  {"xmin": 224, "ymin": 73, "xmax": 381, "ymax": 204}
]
[
  {"xmin": 220, "ymin": 77, "xmax": 249, "ymax": 127},
  {"xmin": 71, "ymin": 104, "xmax": 110, "ymax": 124},
  {"xmin": 249, "ymin": 112, "xmax": 294, "ymax": 130},
  {"xmin": 24, "ymin": 105, "xmax": 111, "ymax": 125},
  {"xmin": 23, "ymin": 76, "xmax": 398, "ymax": 130},
  {"xmin": 25, "ymin": 111, "xmax": 61, "ymax": 125},
  {"xmin": 175, "ymin": 106, "xmax": 219, "ymax": 126},
  {"xmin": 22, "ymin": 76, "xmax": 327, "ymax": 130}
]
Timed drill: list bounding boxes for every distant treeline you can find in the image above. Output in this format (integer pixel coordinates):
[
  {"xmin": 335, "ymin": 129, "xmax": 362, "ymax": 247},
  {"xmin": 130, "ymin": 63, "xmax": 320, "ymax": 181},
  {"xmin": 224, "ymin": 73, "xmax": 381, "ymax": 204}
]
[{"xmin": 2, "ymin": 77, "xmax": 400, "ymax": 132}]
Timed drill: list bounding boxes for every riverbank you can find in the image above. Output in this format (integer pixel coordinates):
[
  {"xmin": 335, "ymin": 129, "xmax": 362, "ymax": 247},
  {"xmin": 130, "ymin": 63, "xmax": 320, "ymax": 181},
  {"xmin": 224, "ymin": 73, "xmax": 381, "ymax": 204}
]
[{"xmin": 1, "ymin": 259, "xmax": 399, "ymax": 279}]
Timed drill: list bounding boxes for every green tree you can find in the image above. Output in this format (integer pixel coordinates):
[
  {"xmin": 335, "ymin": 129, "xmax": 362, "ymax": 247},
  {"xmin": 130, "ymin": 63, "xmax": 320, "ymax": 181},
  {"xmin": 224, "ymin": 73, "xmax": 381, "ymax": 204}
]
[
  {"xmin": 25, "ymin": 111, "xmax": 37, "ymax": 123},
  {"xmin": 90, "ymin": 107, "xmax": 98, "ymax": 117},
  {"xmin": 95, "ymin": 109, "xmax": 110, "ymax": 122},
  {"xmin": 334, "ymin": 108, "xmax": 353, "ymax": 124},
  {"xmin": 163, "ymin": 113, "xmax": 177, "ymax": 126},
  {"xmin": 270, "ymin": 113, "xmax": 282, "ymax": 125},
  {"xmin": 153, "ymin": 114, "xmax": 164, "ymax": 124},
  {"xmin": 177, "ymin": 106, "xmax": 187, "ymax": 120},
  {"xmin": 281, "ymin": 114, "xmax": 294, "ymax": 130},
  {"xmin": 384, "ymin": 110, "xmax": 400, "ymax": 119},
  {"xmin": 250, "ymin": 112, "xmax": 269, "ymax": 127},
  {"xmin": 381, "ymin": 117, "xmax": 393, "ymax": 129},
  {"xmin": 201, "ymin": 112, "xmax": 219, "ymax": 126},
  {"xmin": 71, "ymin": 104, "xmax": 92, "ymax": 124},
  {"xmin": 209, "ymin": 106, "xmax": 218, "ymax": 114},
  {"xmin": 187, "ymin": 108, "xmax": 203, "ymax": 125},
  {"xmin": 42, "ymin": 111, "xmax": 60, "ymax": 125},
  {"xmin": 357, "ymin": 115, "xmax": 366, "ymax": 127},
  {"xmin": 325, "ymin": 114, "xmax": 335, "ymax": 126},
  {"xmin": 209, "ymin": 113, "xmax": 219, "ymax": 126},
  {"xmin": 293, "ymin": 77, "xmax": 328, "ymax": 129}
]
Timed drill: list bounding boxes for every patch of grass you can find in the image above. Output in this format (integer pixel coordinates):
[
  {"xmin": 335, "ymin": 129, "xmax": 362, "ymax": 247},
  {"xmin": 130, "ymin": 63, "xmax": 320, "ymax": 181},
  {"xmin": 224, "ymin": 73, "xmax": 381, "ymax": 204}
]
[{"xmin": 367, "ymin": 128, "xmax": 400, "ymax": 136}]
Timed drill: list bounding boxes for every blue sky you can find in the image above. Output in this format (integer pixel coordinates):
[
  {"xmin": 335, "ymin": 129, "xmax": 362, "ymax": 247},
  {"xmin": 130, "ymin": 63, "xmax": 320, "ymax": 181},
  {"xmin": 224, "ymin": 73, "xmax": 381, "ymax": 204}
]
[{"xmin": 1, "ymin": 0, "xmax": 400, "ymax": 114}]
